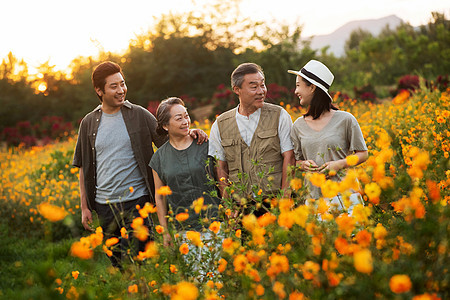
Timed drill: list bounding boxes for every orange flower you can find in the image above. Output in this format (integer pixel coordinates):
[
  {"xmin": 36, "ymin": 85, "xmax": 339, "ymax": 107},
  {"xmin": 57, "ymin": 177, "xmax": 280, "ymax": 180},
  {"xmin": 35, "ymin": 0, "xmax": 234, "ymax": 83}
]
[
  {"xmin": 136, "ymin": 241, "xmax": 159, "ymax": 260},
  {"xmin": 128, "ymin": 284, "xmax": 138, "ymax": 293},
  {"xmin": 218, "ymin": 258, "xmax": 227, "ymax": 273},
  {"xmin": 105, "ymin": 237, "xmax": 119, "ymax": 247},
  {"xmin": 157, "ymin": 186, "xmax": 172, "ymax": 196},
  {"xmin": 255, "ymin": 284, "xmax": 265, "ymax": 296},
  {"xmin": 129, "ymin": 186, "xmax": 134, "ymax": 194},
  {"xmin": 334, "ymin": 237, "xmax": 350, "ymax": 255},
  {"xmin": 272, "ymin": 281, "xmax": 286, "ymax": 299},
  {"xmin": 71, "ymin": 271, "xmax": 79, "ymax": 280},
  {"xmin": 120, "ymin": 227, "xmax": 129, "ymax": 239},
  {"xmin": 257, "ymin": 213, "xmax": 277, "ymax": 227},
  {"xmin": 179, "ymin": 243, "xmax": 189, "ymax": 255},
  {"xmin": 170, "ymin": 264, "xmax": 178, "ymax": 274},
  {"xmin": 321, "ymin": 180, "xmax": 339, "ymax": 198},
  {"xmin": 346, "ymin": 154, "xmax": 359, "ymax": 166},
  {"xmin": 134, "ymin": 224, "xmax": 149, "ymax": 241},
  {"xmin": 389, "ymin": 274, "xmax": 412, "ymax": 294},
  {"xmin": 233, "ymin": 254, "xmax": 248, "ymax": 272},
  {"xmin": 37, "ymin": 202, "xmax": 68, "ymax": 222},
  {"xmin": 70, "ymin": 241, "xmax": 93, "ymax": 260},
  {"xmin": 209, "ymin": 221, "xmax": 221, "ymax": 234},
  {"xmin": 335, "ymin": 213, "xmax": 356, "ymax": 236},
  {"xmin": 355, "ymin": 230, "xmax": 372, "ymax": 248},
  {"xmin": 353, "ymin": 249, "xmax": 373, "ymax": 274},
  {"xmin": 235, "ymin": 229, "xmax": 242, "ymax": 238},
  {"xmin": 176, "ymin": 212, "xmax": 189, "ymax": 222},
  {"xmin": 289, "ymin": 291, "xmax": 305, "ymax": 300},
  {"xmin": 302, "ymin": 261, "xmax": 320, "ymax": 280},
  {"xmin": 155, "ymin": 225, "xmax": 164, "ymax": 234},
  {"xmin": 173, "ymin": 281, "xmax": 198, "ymax": 300}
]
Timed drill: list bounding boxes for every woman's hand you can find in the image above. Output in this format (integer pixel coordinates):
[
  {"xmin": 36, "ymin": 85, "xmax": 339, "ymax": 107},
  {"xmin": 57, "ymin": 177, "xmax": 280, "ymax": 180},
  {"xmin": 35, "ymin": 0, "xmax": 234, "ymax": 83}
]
[
  {"xmin": 319, "ymin": 160, "xmax": 346, "ymax": 176},
  {"xmin": 298, "ymin": 160, "xmax": 320, "ymax": 172}
]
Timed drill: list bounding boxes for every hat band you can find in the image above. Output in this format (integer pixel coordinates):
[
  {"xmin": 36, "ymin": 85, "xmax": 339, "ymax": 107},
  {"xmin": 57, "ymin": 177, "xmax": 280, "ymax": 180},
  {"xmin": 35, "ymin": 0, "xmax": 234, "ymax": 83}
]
[{"xmin": 301, "ymin": 68, "xmax": 330, "ymax": 90}]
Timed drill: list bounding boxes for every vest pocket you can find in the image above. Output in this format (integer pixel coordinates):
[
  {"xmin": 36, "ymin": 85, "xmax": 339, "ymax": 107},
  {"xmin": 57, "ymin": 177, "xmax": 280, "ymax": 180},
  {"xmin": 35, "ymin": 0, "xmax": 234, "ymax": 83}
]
[
  {"xmin": 257, "ymin": 129, "xmax": 281, "ymax": 154},
  {"xmin": 221, "ymin": 138, "xmax": 237, "ymax": 163}
]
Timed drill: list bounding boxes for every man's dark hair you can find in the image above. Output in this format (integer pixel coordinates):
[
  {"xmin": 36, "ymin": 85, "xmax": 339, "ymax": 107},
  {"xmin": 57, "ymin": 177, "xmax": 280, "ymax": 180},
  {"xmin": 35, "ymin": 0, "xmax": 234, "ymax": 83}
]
[
  {"xmin": 302, "ymin": 77, "xmax": 338, "ymax": 119},
  {"xmin": 231, "ymin": 63, "xmax": 264, "ymax": 89},
  {"xmin": 92, "ymin": 61, "xmax": 124, "ymax": 101}
]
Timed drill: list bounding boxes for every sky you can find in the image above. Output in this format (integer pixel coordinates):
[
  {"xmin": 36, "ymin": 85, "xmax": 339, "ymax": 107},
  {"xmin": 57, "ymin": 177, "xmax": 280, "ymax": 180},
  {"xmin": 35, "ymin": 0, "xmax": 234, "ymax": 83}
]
[{"xmin": 1, "ymin": 0, "xmax": 448, "ymax": 74}]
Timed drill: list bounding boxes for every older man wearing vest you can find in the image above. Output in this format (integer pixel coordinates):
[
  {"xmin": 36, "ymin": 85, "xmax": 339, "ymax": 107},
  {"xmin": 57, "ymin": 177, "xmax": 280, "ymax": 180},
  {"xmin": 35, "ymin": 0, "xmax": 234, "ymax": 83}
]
[{"xmin": 209, "ymin": 63, "xmax": 295, "ymax": 212}]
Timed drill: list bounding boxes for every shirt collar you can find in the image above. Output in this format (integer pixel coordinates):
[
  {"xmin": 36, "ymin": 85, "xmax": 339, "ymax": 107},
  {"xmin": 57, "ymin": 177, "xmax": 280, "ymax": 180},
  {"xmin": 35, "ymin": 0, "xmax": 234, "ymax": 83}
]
[{"xmin": 235, "ymin": 104, "xmax": 261, "ymax": 119}]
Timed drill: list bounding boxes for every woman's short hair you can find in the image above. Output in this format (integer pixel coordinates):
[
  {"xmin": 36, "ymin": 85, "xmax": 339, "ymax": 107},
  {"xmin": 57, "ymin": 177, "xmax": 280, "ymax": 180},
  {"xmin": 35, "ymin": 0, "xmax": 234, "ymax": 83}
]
[
  {"xmin": 302, "ymin": 77, "xmax": 338, "ymax": 119},
  {"xmin": 231, "ymin": 63, "xmax": 264, "ymax": 89},
  {"xmin": 156, "ymin": 97, "xmax": 186, "ymax": 135},
  {"xmin": 92, "ymin": 61, "xmax": 124, "ymax": 101}
]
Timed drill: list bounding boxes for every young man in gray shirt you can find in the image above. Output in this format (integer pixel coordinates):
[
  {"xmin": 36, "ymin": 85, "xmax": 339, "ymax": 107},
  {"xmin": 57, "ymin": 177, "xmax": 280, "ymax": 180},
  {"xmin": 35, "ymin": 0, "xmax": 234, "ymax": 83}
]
[{"xmin": 73, "ymin": 61, "xmax": 206, "ymax": 268}]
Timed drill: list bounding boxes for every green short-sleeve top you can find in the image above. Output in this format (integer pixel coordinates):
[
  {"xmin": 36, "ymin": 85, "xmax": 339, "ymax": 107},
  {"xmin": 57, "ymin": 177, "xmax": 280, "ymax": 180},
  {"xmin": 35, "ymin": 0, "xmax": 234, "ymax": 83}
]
[{"xmin": 149, "ymin": 139, "xmax": 219, "ymax": 230}]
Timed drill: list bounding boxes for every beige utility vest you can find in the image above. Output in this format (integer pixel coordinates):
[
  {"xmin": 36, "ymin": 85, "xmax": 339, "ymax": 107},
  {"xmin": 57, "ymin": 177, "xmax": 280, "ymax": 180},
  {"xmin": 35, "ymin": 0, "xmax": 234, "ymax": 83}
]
[{"xmin": 217, "ymin": 103, "xmax": 283, "ymax": 196}]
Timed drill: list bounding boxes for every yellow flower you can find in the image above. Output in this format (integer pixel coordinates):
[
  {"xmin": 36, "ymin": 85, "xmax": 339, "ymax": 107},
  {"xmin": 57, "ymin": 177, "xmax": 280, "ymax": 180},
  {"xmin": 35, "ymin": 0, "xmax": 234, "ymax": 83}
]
[
  {"xmin": 321, "ymin": 180, "xmax": 339, "ymax": 199},
  {"xmin": 373, "ymin": 223, "xmax": 388, "ymax": 239},
  {"xmin": 364, "ymin": 182, "xmax": 381, "ymax": 204},
  {"xmin": 186, "ymin": 231, "xmax": 203, "ymax": 247},
  {"xmin": 192, "ymin": 197, "xmax": 204, "ymax": 214},
  {"xmin": 173, "ymin": 281, "xmax": 198, "ymax": 300},
  {"xmin": 290, "ymin": 178, "xmax": 302, "ymax": 190},
  {"xmin": 157, "ymin": 186, "xmax": 172, "ymax": 196},
  {"xmin": 353, "ymin": 249, "xmax": 373, "ymax": 274},
  {"xmin": 346, "ymin": 154, "xmax": 359, "ymax": 166},
  {"xmin": 309, "ymin": 173, "xmax": 326, "ymax": 187},
  {"xmin": 389, "ymin": 274, "xmax": 412, "ymax": 294},
  {"xmin": 209, "ymin": 221, "xmax": 221, "ymax": 234},
  {"xmin": 37, "ymin": 202, "xmax": 68, "ymax": 222},
  {"xmin": 242, "ymin": 214, "xmax": 257, "ymax": 232}
]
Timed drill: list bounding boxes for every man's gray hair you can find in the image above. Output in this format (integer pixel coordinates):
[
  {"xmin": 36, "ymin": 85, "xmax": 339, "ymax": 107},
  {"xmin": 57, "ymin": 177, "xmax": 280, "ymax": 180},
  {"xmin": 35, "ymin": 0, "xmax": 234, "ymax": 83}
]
[{"xmin": 231, "ymin": 63, "xmax": 265, "ymax": 89}]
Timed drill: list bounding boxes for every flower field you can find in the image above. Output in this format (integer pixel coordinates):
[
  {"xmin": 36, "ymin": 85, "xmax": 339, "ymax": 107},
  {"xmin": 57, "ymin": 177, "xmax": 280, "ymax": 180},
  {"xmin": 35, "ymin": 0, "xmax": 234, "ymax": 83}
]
[{"xmin": 1, "ymin": 86, "xmax": 449, "ymax": 299}]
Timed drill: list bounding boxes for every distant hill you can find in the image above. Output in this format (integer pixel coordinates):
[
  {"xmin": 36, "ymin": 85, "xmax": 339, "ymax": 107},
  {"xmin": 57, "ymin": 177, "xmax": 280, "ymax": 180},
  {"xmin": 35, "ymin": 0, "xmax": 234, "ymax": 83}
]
[{"xmin": 308, "ymin": 15, "xmax": 404, "ymax": 56}]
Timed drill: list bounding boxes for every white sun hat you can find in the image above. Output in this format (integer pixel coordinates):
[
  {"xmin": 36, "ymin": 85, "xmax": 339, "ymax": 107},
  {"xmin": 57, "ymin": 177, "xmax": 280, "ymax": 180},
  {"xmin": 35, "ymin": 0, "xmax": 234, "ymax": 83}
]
[{"xmin": 288, "ymin": 60, "xmax": 334, "ymax": 100}]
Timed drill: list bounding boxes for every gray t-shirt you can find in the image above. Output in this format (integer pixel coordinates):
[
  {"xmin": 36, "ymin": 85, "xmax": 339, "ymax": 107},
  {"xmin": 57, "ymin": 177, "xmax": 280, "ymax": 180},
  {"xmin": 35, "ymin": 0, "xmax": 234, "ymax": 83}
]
[
  {"xmin": 291, "ymin": 110, "xmax": 367, "ymax": 198},
  {"xmin": 149, "ymin": 139, "xmax": 219, "ymax": 231},
  {"xmin": 95, "ymin": 110, "xmax": 148, "ymax": 204}
]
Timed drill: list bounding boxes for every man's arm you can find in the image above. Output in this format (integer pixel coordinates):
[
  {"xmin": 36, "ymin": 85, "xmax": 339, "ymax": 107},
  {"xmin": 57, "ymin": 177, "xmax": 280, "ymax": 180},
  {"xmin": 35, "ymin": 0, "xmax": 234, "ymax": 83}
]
[
  {"xmin": 216, "ymin": 160, "xmax": 229, "ymax": 198},
  {"xmin": 281, "ymin": 150, "xmax": 295, "ymax": 190},
  {"xmin": 79, "ymin": 168, "xmax": 93, "ymax": 231}
]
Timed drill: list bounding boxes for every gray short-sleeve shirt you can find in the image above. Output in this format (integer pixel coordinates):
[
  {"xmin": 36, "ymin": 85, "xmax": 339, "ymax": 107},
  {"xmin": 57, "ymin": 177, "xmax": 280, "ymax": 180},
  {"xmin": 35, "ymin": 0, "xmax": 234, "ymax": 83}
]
[{"xmin": 291, "ymin": 110, "xmax": 367, "ymax": 198}]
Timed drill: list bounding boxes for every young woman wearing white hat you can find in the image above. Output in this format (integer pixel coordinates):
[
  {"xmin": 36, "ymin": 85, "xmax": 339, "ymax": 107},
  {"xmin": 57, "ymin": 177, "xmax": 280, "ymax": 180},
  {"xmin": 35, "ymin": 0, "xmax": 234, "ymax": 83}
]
[{"xmin": 288, "ymin": 60, "xmax": 368, "ymax": 213}]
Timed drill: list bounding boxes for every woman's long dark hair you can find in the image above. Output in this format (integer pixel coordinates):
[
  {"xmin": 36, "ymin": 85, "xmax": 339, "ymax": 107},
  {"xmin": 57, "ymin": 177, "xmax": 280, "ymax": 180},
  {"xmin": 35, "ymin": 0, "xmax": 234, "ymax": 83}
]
[{"xmin": 302, "ymin": 78, "xmax": 338, "ymax": 119}]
